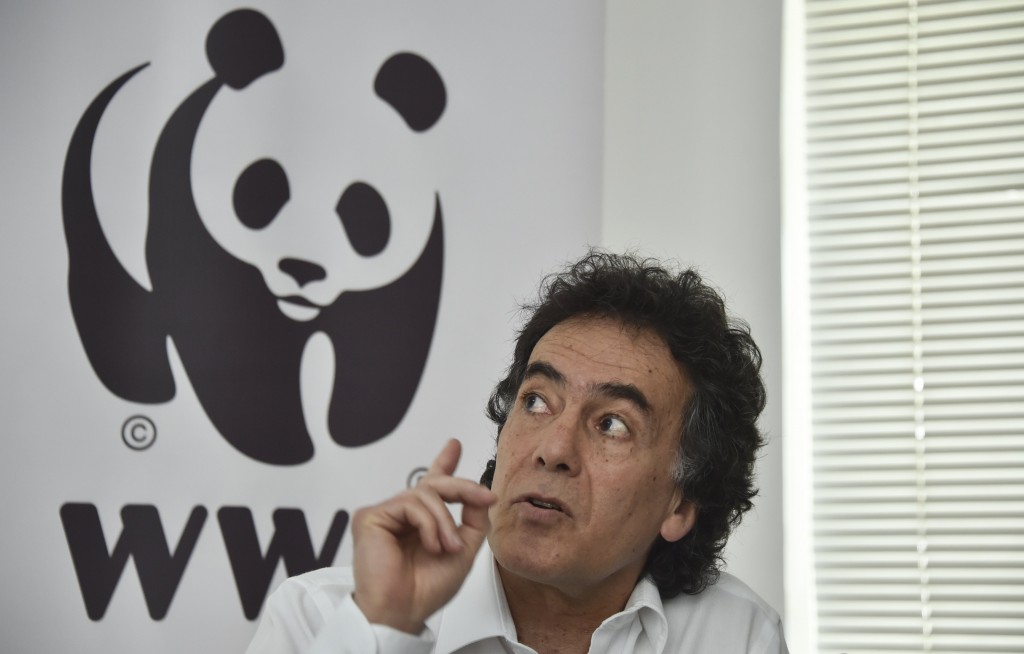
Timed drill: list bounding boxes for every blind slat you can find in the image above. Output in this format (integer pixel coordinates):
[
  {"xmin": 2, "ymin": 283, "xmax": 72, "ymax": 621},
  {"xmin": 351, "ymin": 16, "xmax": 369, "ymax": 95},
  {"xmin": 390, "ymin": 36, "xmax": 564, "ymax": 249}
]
[{"xmin": 802, "ymin": 2, "xmax": 1024, "ymax": 650}]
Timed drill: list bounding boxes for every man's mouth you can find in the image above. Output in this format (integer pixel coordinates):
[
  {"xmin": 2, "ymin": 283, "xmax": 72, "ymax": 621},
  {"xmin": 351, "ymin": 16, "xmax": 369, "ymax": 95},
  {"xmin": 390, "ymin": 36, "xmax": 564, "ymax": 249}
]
[
  {"xmin": 528, "ymin": 499, "xmax": 561, "ymax": 510},
  {"xmin": 519, "ymin": 495, "xmax": 569, "ymax": 516}
]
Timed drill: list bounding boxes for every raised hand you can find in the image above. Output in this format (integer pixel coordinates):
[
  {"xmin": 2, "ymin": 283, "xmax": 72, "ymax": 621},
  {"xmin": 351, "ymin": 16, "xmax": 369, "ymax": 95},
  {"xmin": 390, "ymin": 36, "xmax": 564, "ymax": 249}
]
[{"xmin": 351, "ymin": 439, "xmax": 497, "ymax": 633}]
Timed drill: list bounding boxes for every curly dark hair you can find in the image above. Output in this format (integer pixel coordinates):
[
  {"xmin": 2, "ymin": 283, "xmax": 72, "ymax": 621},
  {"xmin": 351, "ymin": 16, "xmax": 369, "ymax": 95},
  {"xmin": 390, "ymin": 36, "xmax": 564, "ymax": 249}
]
[{"xmin": 481, "ymin": 250, "xmax": 766, "ymax": 598}]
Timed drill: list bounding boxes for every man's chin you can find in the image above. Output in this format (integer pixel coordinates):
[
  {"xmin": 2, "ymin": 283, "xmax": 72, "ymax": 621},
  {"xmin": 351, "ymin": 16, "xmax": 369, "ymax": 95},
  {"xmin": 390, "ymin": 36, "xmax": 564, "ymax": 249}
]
[{"xmin": 490, "ymin": 534, "xmax": 573, "ymax": 587}]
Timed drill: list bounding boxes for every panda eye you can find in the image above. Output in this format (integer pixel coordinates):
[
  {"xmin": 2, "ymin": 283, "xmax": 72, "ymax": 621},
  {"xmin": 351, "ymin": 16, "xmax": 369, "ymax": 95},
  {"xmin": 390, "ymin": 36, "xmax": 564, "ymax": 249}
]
[
  {"xmin": 336, "ymin": 182, "xmax": 390, "ymax": 257},
  {"xmin": 374, "ymin": 52, "xmax": 446, "ymax": 132},
  {"xmin": 233, "ymin": 158, "xmax": 289, "ymax": 230}
]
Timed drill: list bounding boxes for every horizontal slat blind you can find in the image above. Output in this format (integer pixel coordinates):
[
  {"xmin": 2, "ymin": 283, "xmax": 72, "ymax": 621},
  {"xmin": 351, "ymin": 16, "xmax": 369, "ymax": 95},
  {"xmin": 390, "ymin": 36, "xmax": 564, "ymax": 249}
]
[{"xmin": 804, "ymin": 1, "xmax": 1024, "ymax": 652}]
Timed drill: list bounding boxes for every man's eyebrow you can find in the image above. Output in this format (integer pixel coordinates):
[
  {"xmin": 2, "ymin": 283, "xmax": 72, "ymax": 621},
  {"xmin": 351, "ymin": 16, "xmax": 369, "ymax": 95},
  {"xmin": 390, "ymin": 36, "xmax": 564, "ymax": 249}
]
[
  {"xmin": 595, "ymin": 382, "xmax": 652, "ymax": 415},
  {"xmin": 523, "ymin": 361, "xmax": 566, "ymax": 385},
  {"xmin": 525, "ymin": 361, "xmax": 652, "ymax": 415}
]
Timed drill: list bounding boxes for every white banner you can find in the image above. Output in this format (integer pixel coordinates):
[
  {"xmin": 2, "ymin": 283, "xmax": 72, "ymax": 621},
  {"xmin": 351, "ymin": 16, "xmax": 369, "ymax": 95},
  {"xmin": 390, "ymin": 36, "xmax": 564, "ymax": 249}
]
[{"xmin": 0, "ymin": 2, "xmax": 603, "ymax": 651}]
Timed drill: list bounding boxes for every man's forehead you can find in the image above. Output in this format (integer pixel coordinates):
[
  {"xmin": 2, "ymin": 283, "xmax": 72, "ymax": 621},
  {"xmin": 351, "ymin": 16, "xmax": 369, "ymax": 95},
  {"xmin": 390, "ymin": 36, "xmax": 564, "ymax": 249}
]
[{"xmin": 526, "ymin": 316, "xmax": 689, "ymax": 399}]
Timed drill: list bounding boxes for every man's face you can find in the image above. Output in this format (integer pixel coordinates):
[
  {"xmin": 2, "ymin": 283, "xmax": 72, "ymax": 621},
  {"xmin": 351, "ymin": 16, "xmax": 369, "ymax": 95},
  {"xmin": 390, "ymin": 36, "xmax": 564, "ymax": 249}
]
[{"xmin": 487, "ymin": 316, "xmax": 697, "ymax": 596}]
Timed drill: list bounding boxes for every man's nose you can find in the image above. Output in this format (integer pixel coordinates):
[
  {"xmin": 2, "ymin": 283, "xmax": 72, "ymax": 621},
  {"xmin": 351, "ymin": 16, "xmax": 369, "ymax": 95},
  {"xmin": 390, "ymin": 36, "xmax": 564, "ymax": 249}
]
[
  {"xmin": 279, "ymin": 257, "xmax": 327, "ymax": 287},
  {"xmin": 534, "ymin": 413, "xmax": 582, "ymax": 475}
]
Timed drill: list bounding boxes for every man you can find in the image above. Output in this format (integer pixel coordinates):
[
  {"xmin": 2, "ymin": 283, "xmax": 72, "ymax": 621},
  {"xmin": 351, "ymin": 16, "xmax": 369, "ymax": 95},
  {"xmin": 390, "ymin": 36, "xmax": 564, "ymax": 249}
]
[{"xmin": 248, "ymin": 252, "xmax": 787, "ymax": 653}]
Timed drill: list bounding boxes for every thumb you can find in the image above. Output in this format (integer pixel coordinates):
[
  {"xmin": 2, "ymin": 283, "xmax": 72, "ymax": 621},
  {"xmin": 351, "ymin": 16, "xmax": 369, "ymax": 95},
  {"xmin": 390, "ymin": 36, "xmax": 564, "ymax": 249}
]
[{"xmin": 457, "ymin": 498, "xmax": 492, "ymax": 553}]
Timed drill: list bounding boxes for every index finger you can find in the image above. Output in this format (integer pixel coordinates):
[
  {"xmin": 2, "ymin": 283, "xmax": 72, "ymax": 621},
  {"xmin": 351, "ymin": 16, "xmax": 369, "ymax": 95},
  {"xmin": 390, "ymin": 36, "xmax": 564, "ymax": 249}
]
[{"xmin": 426, "ymin": 438, "xmax": 462, "ymax": 477}]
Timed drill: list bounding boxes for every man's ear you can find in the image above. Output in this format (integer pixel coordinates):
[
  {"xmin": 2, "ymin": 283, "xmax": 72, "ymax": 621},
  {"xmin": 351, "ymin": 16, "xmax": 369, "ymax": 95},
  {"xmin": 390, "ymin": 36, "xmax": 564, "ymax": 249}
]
[{"xmin": 660, "ymin": 493, "xmax": 698, "ymax": 543}]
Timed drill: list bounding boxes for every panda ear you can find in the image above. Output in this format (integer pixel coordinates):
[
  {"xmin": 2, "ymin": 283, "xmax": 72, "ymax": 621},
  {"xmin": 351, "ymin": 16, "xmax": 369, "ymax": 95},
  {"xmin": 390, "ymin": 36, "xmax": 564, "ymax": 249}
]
[
  {"xmin": 374, "ymin": 53, "xmax": 446, "ymax": 132},
  {"xmin": 206, "ymin": 9, "xmax": 284, "ymax": 90}
]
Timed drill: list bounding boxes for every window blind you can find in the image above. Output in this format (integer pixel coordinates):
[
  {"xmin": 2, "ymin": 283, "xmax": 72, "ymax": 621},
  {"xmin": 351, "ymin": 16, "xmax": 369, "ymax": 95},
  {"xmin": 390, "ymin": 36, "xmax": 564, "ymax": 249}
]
[{"xmin": 803, "ymin": 1, "xmax": 1024, "ymax": 652}]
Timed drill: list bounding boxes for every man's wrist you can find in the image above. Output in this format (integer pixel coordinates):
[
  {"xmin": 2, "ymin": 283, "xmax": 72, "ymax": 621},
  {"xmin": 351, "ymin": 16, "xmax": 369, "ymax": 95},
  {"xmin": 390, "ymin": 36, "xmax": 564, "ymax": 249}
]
[{"xmin": 352, "ymin": 592, "xmax": 427, "ymax": 635}]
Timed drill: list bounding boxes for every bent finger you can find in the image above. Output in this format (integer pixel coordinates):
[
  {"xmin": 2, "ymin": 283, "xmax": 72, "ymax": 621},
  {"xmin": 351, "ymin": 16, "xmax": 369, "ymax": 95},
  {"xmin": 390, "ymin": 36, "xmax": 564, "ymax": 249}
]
[
  {"xmin": 411, "ymin": 486, "xmax": 465, "ymax": 552},
  {"xmin": 459, "ymin": 500, "xmax": 492, "ymax": 547},
  {"xmin": 361, "ymin": 493, "xmax": 445, "ymax": 554}
]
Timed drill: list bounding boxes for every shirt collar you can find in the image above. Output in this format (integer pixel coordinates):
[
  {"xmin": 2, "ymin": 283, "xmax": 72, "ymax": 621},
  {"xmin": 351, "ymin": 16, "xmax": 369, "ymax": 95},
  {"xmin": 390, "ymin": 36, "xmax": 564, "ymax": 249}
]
[
  {"xmin": 433, "ymin": 544, "xmax": 669, "ymax": 654},
  {"xmin": 433, "ymin": 542, "xmax": 517, "ymax": 653},
  {"xmin": 612, "ymin": 574, "xmax": 668, "ymax": 653}
]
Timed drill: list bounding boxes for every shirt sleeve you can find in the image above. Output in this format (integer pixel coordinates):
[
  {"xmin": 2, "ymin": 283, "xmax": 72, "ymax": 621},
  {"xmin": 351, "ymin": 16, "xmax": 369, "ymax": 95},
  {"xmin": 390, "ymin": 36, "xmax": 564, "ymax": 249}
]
[
  {"xmin": 245, "ymin": 575, "xmax": 359, "ymax": 654},
  {"xmin": 246, "ymin": 574, "xmax": 435, "ymax": 654},
  {"xmin": 371, "ymin": 622, "xmax": 436, "ymax": 654},
  {"xmin": 308, "ymin": 595, "xmax": 434, "ymax": 654},
  {"xmin": 762, "ymin": 630, "xmax": 788, "ymax": 654},
  {"xmin": 754, "ymin": 615, "xmax": 789, "ymax": 654}
]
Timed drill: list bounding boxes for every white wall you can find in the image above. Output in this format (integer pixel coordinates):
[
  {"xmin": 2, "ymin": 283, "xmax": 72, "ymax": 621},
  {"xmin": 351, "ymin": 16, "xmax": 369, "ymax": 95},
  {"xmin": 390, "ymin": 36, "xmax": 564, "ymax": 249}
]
[
  {"xmin": 0, "ymin": 3, "xmax": 607, "ymax": 651},
  {"xmin": 603, "ymin": 0, "xmax": 785, "ymax": 616}
]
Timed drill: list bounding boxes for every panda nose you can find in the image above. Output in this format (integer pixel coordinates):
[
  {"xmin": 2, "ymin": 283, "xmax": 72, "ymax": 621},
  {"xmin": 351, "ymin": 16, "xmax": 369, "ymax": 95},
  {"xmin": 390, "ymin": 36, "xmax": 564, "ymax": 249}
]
[{"xmin": 279, "ymin": 258, "xmax": 327, "ymax": 287}]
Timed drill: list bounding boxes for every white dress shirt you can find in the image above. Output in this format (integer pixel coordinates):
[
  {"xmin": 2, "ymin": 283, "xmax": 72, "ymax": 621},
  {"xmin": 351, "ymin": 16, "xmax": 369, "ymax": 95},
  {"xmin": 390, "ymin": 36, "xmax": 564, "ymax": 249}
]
[{"xmin": 246, "ymin": 544, "xmax": 787, "ymax": 654}]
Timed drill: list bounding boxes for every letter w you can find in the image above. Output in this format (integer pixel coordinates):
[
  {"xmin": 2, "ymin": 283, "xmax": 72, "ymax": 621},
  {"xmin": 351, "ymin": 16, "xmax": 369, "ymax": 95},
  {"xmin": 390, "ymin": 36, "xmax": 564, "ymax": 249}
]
[
  {"xmin": 60, "ymin": 503, "xmax": 208, "ymax": 620},
  {"xmin": 218, "ymin": 507, "xmax": 348, "ymax": 619}
]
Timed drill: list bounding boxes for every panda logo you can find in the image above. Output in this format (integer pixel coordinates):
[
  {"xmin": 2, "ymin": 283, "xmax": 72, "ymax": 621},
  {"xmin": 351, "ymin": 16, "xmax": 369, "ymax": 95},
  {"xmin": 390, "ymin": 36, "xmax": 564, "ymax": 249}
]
[{"xmin": 61, "ymin": 9, "xmax": 446, "ymax": 465}]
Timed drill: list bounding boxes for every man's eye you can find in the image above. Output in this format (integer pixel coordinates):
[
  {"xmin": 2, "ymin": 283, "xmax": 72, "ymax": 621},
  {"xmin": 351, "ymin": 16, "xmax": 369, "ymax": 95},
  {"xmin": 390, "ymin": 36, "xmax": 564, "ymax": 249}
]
[
  {"xmin": 598, "ymin": 416, "xmax": 629, "ymax": 438},
  {"xmin": 523, "ymin": 393, "xmax": 549, "ymax": 414}
]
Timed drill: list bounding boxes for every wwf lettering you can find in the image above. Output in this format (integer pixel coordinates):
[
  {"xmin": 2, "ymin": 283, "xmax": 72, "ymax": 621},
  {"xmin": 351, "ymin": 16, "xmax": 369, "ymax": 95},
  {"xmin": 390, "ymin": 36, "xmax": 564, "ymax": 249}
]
[{"xmin": 60, "ymin": 503, "xmax": 349, "ymax": 620}]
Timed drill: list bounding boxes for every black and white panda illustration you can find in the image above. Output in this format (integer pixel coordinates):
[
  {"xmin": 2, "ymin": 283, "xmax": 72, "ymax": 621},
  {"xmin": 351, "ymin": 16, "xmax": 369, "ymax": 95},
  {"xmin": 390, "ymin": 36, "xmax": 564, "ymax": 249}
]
[{"xmin": 62, "ymin": 9, "xmax": 447, "ymax": 465}]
